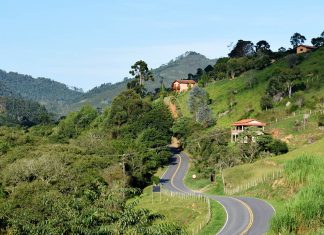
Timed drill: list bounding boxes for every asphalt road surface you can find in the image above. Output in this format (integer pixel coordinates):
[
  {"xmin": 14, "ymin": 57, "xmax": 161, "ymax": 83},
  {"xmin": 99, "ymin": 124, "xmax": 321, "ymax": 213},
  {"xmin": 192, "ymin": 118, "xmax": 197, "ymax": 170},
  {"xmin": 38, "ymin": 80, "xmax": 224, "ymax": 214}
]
[{"xmin": 160, "ymin": 151, "xmax": 275, "ymax": 235}]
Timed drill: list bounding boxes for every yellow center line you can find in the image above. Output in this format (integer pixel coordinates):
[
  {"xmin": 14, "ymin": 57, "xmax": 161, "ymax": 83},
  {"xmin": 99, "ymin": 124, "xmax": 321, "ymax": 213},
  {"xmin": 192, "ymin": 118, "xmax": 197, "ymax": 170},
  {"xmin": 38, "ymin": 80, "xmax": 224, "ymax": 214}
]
[
  {"xmin": 231, "ymin": 197, "xmax": 254, "ymax": 235},
  {"xmin": 170, "ymin": 154, "xmax": 188, "ymax": 193}
]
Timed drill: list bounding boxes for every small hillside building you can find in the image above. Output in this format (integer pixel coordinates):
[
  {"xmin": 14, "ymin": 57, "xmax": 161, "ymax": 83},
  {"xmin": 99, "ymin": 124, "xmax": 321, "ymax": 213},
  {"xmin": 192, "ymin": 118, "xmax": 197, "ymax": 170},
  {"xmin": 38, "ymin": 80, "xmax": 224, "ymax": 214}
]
[
  {"xmin": 172, "ymin": 80, "xmax": 197, "ymax": 93},
  {"xmin": 296, "ymin": 45, "xmax": 317, "ymax": 54},
  {"xmin": 231, "ymin": 119, "xmax": 266, "ymax": 143}
]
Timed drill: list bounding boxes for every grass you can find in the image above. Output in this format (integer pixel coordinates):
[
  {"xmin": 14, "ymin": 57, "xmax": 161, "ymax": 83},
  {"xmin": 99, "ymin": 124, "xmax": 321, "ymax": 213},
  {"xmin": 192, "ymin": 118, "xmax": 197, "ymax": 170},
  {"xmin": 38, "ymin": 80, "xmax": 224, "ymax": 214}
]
[
  {"xmin": 175, "ymin": 48, "xmax": 324, "ymax": 149},
  {"xmin": 133, "ymin": 186, "xmax": 209, "ymax": 233},
  {"xmin": 222, "ymin": 137, "xmax": 324, "ymax": 188},
  {"xmin": 198, "ymin": 200, "xmax": 226, "ymax": 235},
  {"xmin": 271, "ymin": 156, "xmax": 324, "ymax": 234}
]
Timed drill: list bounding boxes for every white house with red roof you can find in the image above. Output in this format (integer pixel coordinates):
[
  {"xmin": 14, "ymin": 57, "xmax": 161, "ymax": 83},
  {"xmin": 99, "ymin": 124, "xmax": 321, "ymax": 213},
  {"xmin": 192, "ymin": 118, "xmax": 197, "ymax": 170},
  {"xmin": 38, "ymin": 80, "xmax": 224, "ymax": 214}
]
[
  {"xmin": 171, "ymin": 80, "xmax": 197, "ymax": 93},
  {"xmin": 231, "ymin": 118, "xmax": 266, "ymax": 143}
]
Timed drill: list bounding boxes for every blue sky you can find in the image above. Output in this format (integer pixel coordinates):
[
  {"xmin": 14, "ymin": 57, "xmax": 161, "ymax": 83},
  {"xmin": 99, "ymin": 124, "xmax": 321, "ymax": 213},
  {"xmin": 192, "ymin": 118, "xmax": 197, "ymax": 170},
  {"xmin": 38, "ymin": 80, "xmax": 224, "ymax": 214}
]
[{"xmin": 0, "ymin": 0, "xmax": 323, "ymax": 91}]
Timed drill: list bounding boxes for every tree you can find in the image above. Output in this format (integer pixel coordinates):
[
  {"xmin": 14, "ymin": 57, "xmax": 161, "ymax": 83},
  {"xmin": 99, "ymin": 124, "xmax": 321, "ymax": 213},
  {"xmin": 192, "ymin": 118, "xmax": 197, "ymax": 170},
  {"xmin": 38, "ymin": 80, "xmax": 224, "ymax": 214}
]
[
  {"xmin": 188, "ymin": 86, "xmax": 208, "ymax": 114},
  {"xmin": 129, "ymin": 60, "xmax": 154, "ymax": 86},
  {"xmin": 109, "ymin": 90, "xmax": 151, "ymax": 127},
  {"xmin": 279, "ymin": 68, "xmax": 302, "ymax": 98},
  {"xmin": 228, "ymin": 40, "xmax": 255, "ymax": 58},
  {"xmin": 255, "ymin": 40, "xmax": 271, "ymax": 53},
  {"xmin": 278, "ymin": 47, "xmax": 286, "ymax": 53},
  {"xmin": 195, "ymin": 105, "xmax": 215, "ymax": 127},
  {"xmin": 311, "ymin": 30, "xmax": 324, "ymax": 47},
  {"xmin": 227, "ymin": 59, "xmax": 241, "ymax": 79},
  {"xmin": 290, "ymin": 33, "xmax": 306, "ymax": 48},
  {"xmin": 260, "ymin": 95, "xmax": 273, "ymax": 110}
]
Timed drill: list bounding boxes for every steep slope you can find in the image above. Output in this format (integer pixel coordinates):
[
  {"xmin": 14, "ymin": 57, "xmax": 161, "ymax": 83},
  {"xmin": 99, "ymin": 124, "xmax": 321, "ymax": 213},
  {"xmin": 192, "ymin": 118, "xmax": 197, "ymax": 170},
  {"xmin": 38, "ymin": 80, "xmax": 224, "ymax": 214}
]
[
  {"xmin": 0, "ymin": 70, "xmax": 83, "ymax": 114},
  {"xmin": 176, "ymin": 47, "xmax": 324, "ymax": 147}
]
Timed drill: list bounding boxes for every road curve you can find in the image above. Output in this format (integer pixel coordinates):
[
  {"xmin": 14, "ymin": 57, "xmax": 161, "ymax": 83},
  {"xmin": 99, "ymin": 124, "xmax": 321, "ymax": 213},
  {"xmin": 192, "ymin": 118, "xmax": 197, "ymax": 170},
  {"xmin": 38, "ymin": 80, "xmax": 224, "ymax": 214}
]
[{"xmin": 160, "ymin": 152, "xmax": 275, "ymax": 235}]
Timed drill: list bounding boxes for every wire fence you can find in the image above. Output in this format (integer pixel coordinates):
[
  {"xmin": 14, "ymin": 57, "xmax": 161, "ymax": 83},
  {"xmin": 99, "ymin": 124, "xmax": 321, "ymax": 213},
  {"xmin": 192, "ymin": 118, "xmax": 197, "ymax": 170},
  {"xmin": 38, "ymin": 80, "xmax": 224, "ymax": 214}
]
[
  {"xmin": 224, "ymin": 169, "xmax": 284, "ymax": 195},
  {"xmin": 160, "ymin": 188, "xmax": 211, "ymax": 235},
  {"xmin": 266, "ymin": 108, "xmax": 323, "ymax": 127}
]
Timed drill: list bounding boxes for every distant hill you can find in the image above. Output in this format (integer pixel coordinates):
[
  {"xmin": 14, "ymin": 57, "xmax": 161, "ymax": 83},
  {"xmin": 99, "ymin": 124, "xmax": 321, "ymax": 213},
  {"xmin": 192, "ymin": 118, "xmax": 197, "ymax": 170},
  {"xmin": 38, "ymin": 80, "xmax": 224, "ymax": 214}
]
[
  {"xmin": 68, "ymin": 78, "xmax": 132, "ymax": 111},
  {"xmin": 0, "ymin": 51, "xmax": 216, "ymax": 114},
  {"xmin": 0, "ymin": 70, "xmax": 83, "ymax": 114},
  {"xmin": 71, "ymin": 51, "xmax": 217, "ymax": 111},
  {"xmin": 149, "ymin": 51, "xmax": 217, "ymax": 90}
]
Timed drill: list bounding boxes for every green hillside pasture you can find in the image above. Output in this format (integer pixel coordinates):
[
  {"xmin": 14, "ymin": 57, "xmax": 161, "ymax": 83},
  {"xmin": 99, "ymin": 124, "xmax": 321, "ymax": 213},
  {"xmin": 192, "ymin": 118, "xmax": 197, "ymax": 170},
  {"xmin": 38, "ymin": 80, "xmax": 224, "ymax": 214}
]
[
  {"xmin": 134, "ymin": 186, "xmax": 210, "ymax": 233},
  {"xmin": 270, "ymin": 155, "xmax": 324, "ymax": 234},
  {"xmin": 222, "ymin": 137, "xmax": 324, "ymax": 189}
]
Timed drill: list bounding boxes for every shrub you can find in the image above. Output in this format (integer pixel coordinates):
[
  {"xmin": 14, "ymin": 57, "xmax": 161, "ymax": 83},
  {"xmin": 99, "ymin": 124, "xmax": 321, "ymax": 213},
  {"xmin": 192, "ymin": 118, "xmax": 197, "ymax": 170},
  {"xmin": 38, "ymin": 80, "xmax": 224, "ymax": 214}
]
[
  {"xmin": 318, "ymin": 114, "xmax": 324, "ymax": 127},
  {"xmin": 268, "ymin": 139, "xmax": 288, "ymax": 155},
  {"xmin": 0, "ymin": 140, "xmax": 9, "ymax": 155}
]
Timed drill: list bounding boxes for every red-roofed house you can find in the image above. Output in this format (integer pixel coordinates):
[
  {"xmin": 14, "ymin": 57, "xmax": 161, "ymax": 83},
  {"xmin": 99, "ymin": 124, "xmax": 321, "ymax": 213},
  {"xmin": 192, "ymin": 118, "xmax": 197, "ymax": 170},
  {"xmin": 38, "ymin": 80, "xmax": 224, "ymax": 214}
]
[
  {"xmin": 296, "ymin": 45, "xmax": 317, "ymax": 54},
  {"xmin": 172, "ymin": 80, "xmax": 197, "ymax": 93},
  {"xmin": 231, "ymin": 119, "xmax": 266, "ymax": 142}
]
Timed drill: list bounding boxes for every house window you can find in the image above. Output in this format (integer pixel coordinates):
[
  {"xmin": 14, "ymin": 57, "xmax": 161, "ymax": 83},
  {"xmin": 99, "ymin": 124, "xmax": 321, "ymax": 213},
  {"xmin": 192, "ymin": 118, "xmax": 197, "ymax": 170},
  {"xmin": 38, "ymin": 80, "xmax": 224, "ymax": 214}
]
[{"xmin": 300, "ymin": 48, "xmax": 304, "ymax": 51}]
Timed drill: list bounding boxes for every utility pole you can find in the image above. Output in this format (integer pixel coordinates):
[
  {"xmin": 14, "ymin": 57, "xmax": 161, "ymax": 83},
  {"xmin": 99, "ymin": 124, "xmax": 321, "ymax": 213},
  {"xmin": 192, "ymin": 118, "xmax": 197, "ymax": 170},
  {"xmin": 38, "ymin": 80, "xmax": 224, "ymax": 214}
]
[{"xmin": 122, "ymin": 154, "xmax": 126, "ymax": 199}]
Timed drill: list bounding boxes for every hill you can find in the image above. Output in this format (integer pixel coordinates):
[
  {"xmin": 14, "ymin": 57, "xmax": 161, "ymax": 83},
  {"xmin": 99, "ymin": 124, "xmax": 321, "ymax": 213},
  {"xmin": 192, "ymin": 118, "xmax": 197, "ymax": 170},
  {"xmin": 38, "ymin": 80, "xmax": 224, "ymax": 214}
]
[
  {"xmin": 149, "ymin": 51, "xmax": 217, "ymax": 90},
  {"xmin": 69, "ymin": 52, "xmax": 216, "ymax": 111},
  {"xmin": 175, "ymin": 47, "xmax": 324, "ymax": 148},
  {"xmin": 0, "ymin": 52, "xmax": 216, "ymax": 115},
  {"xmin": 0, "ymin": 70, "xmax": 83, "ymax": 114}
]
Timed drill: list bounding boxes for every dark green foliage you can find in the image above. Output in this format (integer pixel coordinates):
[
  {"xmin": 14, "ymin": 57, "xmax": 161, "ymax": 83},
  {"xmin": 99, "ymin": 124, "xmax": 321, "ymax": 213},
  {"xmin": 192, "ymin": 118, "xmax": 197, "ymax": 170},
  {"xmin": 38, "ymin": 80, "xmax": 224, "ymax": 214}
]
[
  {"xmin": 264, "ymin": 138, "xmax": 288, "ymax": 155},
  {"xmin": 228, "ymin": 40, "xmax": 255, "ymax": 58},
  {"xmin": 290, "ymin": 32, "xmax": 306, "ymax": 48},
  {"xmin": 255, "ymin": 40, "xmax": 271, "ymax": 54},
  {"xmin": 171, "ymin": 117, "xmax": 201, "ymax": 141},
  {"xmin": 53, "ymin": 105, "xmax": 98, "ymax": 141},
  {"xmin": 0, "ymin": 69, "xmax": 82, "ymax": 114},
  {"xmin": 318, "ymin": 113, "xmax": 324, "ymax": 127},
  {"xmin": 108, "ymin": 90, "xmax": 151, "ymax": 127},
  {"xmin": 0, "ymin": 89, "xmax": 181, "ymax": 234},
  {"xmin": 260, "ymin": 95, "xmax": 274, "ymax": 110},
  {"xmin": 0, "ymin": 96, "xmax": 52, "ymax": 127}
]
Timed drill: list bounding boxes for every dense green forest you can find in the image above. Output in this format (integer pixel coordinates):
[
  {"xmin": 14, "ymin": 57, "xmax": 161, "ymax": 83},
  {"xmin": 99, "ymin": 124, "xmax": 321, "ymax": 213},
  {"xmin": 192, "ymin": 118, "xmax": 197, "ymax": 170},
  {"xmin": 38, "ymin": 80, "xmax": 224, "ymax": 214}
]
[
  {"xmin": 0, "ymin": 89, "xmax": 187, "ymax": 234},
  {"xmin": 0, "ymin": 70, "xmax": 83, "ymax": 114}
]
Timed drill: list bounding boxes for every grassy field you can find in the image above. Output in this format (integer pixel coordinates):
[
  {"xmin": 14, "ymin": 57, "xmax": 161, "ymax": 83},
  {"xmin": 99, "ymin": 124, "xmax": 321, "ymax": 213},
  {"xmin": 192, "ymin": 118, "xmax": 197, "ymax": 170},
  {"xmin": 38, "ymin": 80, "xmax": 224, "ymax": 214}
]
[
  {"xmin": 198, "ymin": 200, "xmax": 226, "ymax": 235},
  {"xmin": 222, "ymin": 137, "xmax": 324, "ymax": 188},
  {"xmin": 133, "ymin": 186, "xmax": 209, "ymax": 233},
  {"xmin": 175, "ymin": 48, "xmax": 324, "ymax": 149}
]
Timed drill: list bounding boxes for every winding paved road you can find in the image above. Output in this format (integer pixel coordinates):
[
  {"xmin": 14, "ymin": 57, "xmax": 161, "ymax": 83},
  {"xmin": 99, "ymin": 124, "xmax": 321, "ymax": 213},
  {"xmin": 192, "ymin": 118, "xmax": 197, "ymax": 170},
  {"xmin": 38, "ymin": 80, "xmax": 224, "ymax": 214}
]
[{"xmin": 160, "ymin": 151, "xmax": 275, "ymax": 235}]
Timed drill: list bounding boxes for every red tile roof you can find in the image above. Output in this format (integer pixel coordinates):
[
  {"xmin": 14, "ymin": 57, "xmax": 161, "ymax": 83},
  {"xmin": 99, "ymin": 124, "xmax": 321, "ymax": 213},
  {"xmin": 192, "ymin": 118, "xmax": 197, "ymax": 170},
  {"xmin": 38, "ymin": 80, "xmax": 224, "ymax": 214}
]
[
  {"xmin": 231, "ymin": 119, "xmax": 266, "ymax": 126},
  {"xmin": 297, "ymin": 45, "xmax": 317, "ymax": 49},
  {"xmin": 173, "ymin": 80, "xmax": 196, "ymax": 84}
]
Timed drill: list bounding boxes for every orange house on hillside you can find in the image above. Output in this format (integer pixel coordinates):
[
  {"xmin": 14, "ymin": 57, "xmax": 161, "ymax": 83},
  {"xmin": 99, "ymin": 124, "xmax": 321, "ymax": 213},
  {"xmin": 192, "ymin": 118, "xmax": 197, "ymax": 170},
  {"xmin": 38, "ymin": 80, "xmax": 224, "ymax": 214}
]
[
  {"xmin": 172, "ymin": 80, "xmax": 197, "ymax": 93},
  {"xmin": 296, "ymin": 45, "xmax": 317, "ymax": 54},
  {"xmin": 231, "ymin": 119, "xmax": 266, "ymax": 143}
]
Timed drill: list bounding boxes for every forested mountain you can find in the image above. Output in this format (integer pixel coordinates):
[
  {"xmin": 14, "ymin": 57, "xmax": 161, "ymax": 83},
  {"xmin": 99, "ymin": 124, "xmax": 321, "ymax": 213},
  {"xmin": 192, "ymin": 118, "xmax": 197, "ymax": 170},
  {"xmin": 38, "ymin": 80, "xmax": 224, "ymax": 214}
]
[
  {"xmin": 149, "ymin": 51, "xmax": 217, "ymax": 90},
  {"xmin": 0, "ymin": 70, "xmax": 83, "ymax": 114},
  {"xmin": 68, "ymin": 78, "xmax": 132, "ymax": 111},
  {"xmin": 70, "ymin": 51, "xmax": 216, "ymax": 110},
  {"xmin": 0, "ymin": 52, "xmax": 216, "ymax": 114}
]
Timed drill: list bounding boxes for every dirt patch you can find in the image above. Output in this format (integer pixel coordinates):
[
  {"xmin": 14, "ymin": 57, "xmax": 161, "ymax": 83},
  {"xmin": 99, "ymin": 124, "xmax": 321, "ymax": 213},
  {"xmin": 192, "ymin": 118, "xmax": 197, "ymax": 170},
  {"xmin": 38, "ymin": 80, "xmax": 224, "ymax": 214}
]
[
  {"xmin": 272, "ymin": 178, "xmax": 285, "ymax": 189},
  {"xmin": 164, "ymin": 97, "xmax": 178, "ymax": 119},
  {"xmin": 169, "ymin": 137, "xmax": 181, "ymax": 148},
  {"xmin": 271, "ymin": 128, "xmax": 281, "ymax": 138},
  {"xmin": 282, "ymin": 134, "xmax": 293, "ymax": 143}
]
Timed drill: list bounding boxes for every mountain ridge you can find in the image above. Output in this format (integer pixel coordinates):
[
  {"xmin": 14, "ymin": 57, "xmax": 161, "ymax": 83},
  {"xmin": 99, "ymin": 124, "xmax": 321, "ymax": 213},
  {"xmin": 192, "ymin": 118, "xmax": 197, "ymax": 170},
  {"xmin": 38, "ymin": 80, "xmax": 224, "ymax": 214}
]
[{"xmin": 0, "ymin": 51, "xmax": 216, "ymax": 114}]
